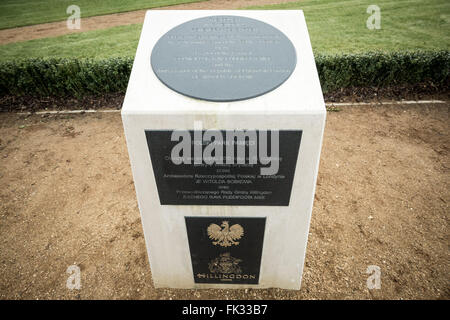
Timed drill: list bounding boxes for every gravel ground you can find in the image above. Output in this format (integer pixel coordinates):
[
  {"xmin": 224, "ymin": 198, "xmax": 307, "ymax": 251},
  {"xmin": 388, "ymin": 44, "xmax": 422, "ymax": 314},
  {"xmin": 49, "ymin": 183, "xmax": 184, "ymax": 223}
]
[{"xmin": 0, "ymin": 103, "xmax": 448, "ymax": 299}]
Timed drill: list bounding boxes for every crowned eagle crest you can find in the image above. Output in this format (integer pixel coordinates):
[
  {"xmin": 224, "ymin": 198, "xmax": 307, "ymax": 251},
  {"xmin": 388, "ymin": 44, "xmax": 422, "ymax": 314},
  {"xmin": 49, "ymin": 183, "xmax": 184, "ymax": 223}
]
[
  {"xmin": 208, "ymin": 252, "xmax": 242, "ymax": 274},
  {"xmin": 207, "ymin": 221, "xmax": 244, "ymax": 247}
]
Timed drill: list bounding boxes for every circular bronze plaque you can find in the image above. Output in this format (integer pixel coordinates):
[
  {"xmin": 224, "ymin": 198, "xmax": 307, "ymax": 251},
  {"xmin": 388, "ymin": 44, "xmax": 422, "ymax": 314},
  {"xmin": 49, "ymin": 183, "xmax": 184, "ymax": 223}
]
[{"xmin": 151, "ymin": 15, "xmax": 297, "ymax": 102}]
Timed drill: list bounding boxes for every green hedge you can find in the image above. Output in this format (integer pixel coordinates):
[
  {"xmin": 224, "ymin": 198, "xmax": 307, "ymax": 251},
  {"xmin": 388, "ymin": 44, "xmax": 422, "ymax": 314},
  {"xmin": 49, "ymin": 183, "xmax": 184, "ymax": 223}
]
[
  {"xmin": 0, "ymin": 51, "xmax": 448, "ymax": 97},
  {"xmin": 0, "ymin": 57, "xmax": 133, "ymax": 97},
  {"xmin": 315, "ymin": 51, "xmax": 449, "ymax": 92}
]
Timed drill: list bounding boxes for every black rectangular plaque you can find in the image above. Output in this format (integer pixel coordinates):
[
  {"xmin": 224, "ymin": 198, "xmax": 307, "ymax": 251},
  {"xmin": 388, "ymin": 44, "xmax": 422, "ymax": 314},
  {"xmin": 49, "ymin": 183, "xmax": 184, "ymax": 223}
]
[
  {"xmin": 185, "ymin": 217, "xmax": 266, "ymax": 285},
  {"xmin": 146, "ymin": 130, "xmax": 302, "ymax": 206}
]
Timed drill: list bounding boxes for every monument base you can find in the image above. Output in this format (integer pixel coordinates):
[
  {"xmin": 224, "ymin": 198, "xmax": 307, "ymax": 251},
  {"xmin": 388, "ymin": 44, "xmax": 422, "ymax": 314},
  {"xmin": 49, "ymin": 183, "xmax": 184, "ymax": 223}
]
[{"xmin": 122, "ymin": 10, "xmax": 326, "ymax": 289}]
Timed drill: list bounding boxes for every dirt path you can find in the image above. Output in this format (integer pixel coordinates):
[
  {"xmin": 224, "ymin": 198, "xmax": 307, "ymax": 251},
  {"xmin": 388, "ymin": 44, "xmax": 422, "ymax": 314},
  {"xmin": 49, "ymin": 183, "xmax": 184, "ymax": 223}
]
[
  {"xmin": 0, "ymin": 104, "xmax": 448, "ymax": 299},
  {"xmin": 0, "ymin": 0, "xmax": 301, "ymax": 45}
]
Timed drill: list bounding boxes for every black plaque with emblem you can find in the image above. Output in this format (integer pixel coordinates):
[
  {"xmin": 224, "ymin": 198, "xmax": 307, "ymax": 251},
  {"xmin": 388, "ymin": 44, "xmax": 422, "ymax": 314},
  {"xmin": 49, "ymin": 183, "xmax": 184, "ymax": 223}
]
[
  {"xmin": 185, "ymin": 217, "xmax": 266, "ymax": 284},
  {"xmin": 146, "ymin": 130, "xmax": 302, "ymax": 206}
]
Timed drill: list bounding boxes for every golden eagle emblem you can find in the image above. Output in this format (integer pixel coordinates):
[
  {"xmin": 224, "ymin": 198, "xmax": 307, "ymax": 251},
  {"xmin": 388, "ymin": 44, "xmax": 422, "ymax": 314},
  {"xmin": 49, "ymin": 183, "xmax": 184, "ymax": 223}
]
[{"xmin": 207, "ymin": 221, "xmax": 244, "ymax": 247}]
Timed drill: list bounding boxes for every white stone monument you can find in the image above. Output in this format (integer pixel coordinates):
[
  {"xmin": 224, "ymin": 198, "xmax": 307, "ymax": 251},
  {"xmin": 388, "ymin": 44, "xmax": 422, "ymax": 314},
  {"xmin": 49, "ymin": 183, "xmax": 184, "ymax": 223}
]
[{"xmin": 122, "ymin": 10, "xmax": 325, "ymax": 289}]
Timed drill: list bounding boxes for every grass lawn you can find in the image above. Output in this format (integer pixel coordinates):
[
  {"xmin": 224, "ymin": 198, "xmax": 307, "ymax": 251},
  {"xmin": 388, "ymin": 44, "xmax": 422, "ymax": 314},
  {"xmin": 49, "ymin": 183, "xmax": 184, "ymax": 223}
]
[
  {"xmin": 0, "ymin": 0, "xmax": 207, "ymax": 29},
  {"xmin": 0, "ymin": 25, "xmax": 143, "ymax": 61},
  {"xmin": 250, "ymin": 0, "xmax": 450, "ymax": 53},
  {"xmin": 0, "ymin": 0, "xmax": 448, "ymax": 61}
]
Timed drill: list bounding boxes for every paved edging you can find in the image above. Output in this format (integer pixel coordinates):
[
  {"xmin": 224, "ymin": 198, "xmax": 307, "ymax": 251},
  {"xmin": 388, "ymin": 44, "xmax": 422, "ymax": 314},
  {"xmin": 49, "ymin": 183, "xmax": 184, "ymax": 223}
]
[{"xmin": 13, "ymin": 100, "xmax": 447, "ymax": 115}]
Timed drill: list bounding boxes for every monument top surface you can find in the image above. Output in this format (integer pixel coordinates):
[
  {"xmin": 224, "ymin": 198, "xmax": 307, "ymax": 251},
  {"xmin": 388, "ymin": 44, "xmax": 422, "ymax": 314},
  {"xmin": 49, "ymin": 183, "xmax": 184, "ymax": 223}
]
[
  {"xmin": 150, "ymin": 15, "xmax": 297, "ymax": 102},
  {"xmin": 122, "ymin": 10, "xmax": 325, "ymax": 114}
]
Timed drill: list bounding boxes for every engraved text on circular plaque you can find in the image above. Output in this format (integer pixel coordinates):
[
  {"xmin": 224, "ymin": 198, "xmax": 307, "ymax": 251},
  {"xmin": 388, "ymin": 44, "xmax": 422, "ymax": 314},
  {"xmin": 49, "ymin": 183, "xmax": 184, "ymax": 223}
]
[{"xmin": 151, "ymin": 15, "xmax": 297, "ymax": 102}]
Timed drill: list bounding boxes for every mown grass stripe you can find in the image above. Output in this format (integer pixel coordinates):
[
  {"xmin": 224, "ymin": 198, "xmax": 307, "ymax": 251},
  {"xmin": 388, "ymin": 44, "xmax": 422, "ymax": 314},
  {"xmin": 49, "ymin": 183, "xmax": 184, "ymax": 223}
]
[{"xmin": 0, "ymin": 0, "xmax": 208, "ymax": 30}]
